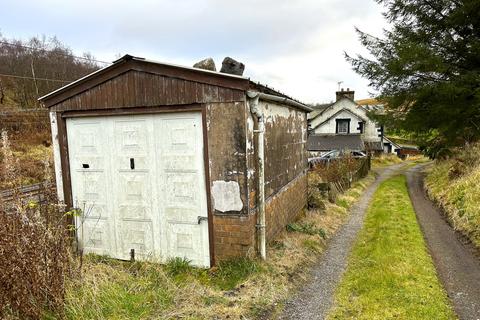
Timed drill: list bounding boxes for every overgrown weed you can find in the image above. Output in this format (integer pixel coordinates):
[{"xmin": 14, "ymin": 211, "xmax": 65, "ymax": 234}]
[
  {"xmin": 425, "ymin": 143, "xmax": 480, "ymax": 248},
  {"xmin": 0, "ymin": 130, "xmax": 70, "ymax": 320}
]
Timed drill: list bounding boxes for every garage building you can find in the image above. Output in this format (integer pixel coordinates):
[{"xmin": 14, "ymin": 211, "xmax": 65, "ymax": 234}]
[{"xmin": 40, "ymin": 55, "xmax": 311, "ymax": 267}]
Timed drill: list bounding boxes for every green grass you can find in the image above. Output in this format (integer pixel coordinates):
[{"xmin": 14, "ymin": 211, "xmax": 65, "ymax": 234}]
[
  {"xmin": 209, "ymin": 257, "xmax": 260, "ymax": 290},
  {"xmin": 50, "ymin": 172, "xmax": 378, "ymax": 319},
  {"xmin": 64, "ymin": 258, "xmax": 175, "ymax": 320},
  {"xmin": 425, "ymin": 151, "xmax": 480, "ymax": 248},
  {"xmin": 327, "ymin": 175, "xmax": 456, "ymax": 320},
  {"xmin": 61, "ymin": 255, "xmax": 260, "ymax": 319}
]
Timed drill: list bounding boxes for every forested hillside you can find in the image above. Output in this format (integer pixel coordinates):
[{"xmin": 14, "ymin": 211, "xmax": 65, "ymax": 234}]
[
  {"xmin": 0, "ymin": 34, "xmax": 104, "ymax": 189},
  {"xmin": 0, "ymin": 34, "xmax": 102, "ymax": 109}
]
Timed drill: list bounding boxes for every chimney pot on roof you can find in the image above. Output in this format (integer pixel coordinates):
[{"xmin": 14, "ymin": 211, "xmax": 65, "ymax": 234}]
[{"xmin": 336, "ymin": 88, "xmax": 355, "ymax": 101}]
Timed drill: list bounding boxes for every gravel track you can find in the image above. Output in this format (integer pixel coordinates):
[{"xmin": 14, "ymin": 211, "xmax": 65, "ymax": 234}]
[
  {"xmin": 406, "ymin": 165, "xmax": 480, "ymax": 320},
  {"xmin": 279, "ymin": 163, "xmax": 406, "ymax": 320}
]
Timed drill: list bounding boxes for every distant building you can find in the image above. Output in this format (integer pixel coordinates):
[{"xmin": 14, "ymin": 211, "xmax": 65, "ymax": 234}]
[{"xmin": 307, "ymin": 89, "xmax": 397, "ymax": 156}]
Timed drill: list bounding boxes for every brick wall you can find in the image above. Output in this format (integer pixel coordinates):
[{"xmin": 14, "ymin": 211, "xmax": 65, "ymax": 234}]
[
  {"xmin": 212, "ymin": 173, "xmax": 307, "ymax": 262},
  {"xmin": 265, "ymin": 173, "xmax": 307, "ymax": 241},
  {"xmin": 213, "ymin": 214, "xmax": 256, "ymax": 261}
]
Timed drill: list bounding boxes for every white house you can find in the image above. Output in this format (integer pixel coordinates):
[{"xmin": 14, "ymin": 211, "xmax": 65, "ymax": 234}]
[{"xmin": 307, "ymin": 89, "xmax": 397, "ymax": 156}]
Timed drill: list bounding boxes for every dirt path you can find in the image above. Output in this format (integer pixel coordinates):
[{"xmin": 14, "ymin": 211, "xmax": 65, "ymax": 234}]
[
  {"xmin": 278, "ymin": 163, "xmax": 406, "ymax": 320},
  {"xmin": 406, "ymin": 165, "xmax": 480, "ymax": 320}
]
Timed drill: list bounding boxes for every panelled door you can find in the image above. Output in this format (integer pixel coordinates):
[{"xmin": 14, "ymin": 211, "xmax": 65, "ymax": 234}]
[{"xmin": 67, "ymin": 112, "xmax": 210, "ymax": 267}]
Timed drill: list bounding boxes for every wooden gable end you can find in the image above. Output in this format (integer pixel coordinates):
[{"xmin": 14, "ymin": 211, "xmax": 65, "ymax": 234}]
[{"xmin": 50, "ymin": 70, "xmax": 246, "ymax": 112}]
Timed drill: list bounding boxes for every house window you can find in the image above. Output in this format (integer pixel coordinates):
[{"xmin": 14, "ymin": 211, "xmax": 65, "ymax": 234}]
[
  {"xmin": 336, "ymin": 119, "xmax": 350, "ymax": 134},
  {"xmin": 357, "ymin": 121, "xmax": 364, "ymax": 133}
]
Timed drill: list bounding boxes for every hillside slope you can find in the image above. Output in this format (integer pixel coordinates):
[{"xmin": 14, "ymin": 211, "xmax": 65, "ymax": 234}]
[{"xmin": 425, "ymin": 144, "xmax": 480, "ymax": 248}]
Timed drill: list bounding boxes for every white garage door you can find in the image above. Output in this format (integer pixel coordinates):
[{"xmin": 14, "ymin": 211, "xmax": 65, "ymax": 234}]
[{"xmin": 66, "ymin": 112, "xmax": 210, "ymax": 267}]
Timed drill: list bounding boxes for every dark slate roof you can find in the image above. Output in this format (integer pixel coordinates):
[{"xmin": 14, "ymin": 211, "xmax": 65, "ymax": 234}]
[
  {"xmin": 307, "ymin": 134, "xmax": 365, "ymax": 151},
  {"xmin": 312, "ymin": 102, "xmax": 334, "ymax": 112},
  {"xmin": 307, "ymin": 102, "xmax": 334, "ymax": 120},
  {"xmin": 364, "ymin": 141, "xmax": 384, "ymax": 151}
]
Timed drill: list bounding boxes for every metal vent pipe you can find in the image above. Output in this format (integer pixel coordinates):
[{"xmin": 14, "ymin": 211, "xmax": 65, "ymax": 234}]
[{"xmin": 247, "ymin": 91, "xmax": 266, "ymax": 260}]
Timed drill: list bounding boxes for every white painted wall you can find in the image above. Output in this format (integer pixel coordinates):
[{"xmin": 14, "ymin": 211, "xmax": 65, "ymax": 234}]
[{"xmin": 309, "ymin": 98, "xmax": 381, "ymax": 143}]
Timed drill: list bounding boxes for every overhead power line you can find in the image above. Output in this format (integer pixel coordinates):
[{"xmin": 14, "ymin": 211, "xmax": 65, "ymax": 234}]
[
  {"xmin": 0, "ymin": 73, "xmax": 73, "ymax": 83},
  {"xmin": 0, "ymin": 40, "xmax": 111, "ymax": 65}
]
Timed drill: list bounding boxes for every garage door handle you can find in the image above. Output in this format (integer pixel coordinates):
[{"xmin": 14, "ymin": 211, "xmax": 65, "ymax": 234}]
[{"xmin": 197, "ymin": 216, "xmax": 208, "ymax": 224}]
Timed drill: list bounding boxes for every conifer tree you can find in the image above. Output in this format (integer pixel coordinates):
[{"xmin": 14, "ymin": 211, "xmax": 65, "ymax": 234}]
[{"xmin": 348, "ymin": 0, "xmax": 480, "ymax": 157}]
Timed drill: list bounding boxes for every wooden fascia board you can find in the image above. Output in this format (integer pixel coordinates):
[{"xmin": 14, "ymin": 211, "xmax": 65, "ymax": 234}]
[
  {"xmin": 41, "ymin": 59, "xmax": 250, "ymax": 108},
  {"xmin": 40, "ymin": 61, "xmax": 132, "ymax": 107}
]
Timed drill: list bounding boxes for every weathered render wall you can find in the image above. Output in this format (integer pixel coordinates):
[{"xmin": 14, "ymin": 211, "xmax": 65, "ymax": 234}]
[
  {"xmin": 206, "ymin": 100, "xmax": 258, "ymax": 261},
  {"xmin": 208, "ymin": 99, "xmax": 308, "ymax": 261},
  {"xmin": 247, "ymin": 100, "xmax": 308, "ymax": 244},
  {"xmin": 206, "ymin": 101, "xmax": 248, "ymax": 215}
]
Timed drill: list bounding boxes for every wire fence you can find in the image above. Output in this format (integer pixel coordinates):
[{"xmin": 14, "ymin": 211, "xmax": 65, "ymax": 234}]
[
  {"xmin": 310, "ymin": 156, "xmax": 371, "ymax": 203},
  {"xmin": 0, "ymin": 108, "xmax": 49, "ymax": 133},
  {"xmin": 0, "ymin": 182, "xmax": 54, "ymax": 205}
]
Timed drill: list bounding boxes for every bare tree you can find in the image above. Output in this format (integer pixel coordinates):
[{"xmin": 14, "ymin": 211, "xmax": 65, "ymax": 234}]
[{"xmin": 0, "ymin": 34, "xmax": 102, "ymax": 108}]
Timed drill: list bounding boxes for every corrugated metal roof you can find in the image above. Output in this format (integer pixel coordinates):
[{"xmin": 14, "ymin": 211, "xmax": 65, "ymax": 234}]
[{"xmin": 307, "ymin": 134, "xmax": 365, "ymax": 151}]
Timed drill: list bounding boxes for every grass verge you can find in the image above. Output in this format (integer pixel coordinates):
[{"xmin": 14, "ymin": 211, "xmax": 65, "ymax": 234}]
[
  {"xmin": 327, "ymin": 175, "xmax": 456, "ymax": 320},
  {"xmin": 425, "ymin": 144, "xmax": 480, "ymax": 249},
  {"xmin": 58, "ymin": 172, "xmax": 376, "ymax": 319},
  {"xmin": 371, "ymin": 154, "xmax": 403, "ymax": 168}
]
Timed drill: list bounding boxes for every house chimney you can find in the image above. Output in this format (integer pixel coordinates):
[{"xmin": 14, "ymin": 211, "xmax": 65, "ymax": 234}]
[
  {"xmin": 220, "ymin": 57, "xmax": 245, "ymax": 76},
  {"xmin": 336, "ymin": 88, "xmax": 355, "ymax": 101}
]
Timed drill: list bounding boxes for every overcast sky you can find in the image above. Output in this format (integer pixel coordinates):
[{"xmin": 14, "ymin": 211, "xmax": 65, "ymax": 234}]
[{"xmin": 0, "ymin": 0, "xmax": 388, "ymax": 103}]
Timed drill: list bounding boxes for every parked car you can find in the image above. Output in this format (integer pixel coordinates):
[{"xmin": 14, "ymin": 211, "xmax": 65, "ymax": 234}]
[{"xmin": 308, "ymin": 150, "xmax": 366, "ymax": 167}]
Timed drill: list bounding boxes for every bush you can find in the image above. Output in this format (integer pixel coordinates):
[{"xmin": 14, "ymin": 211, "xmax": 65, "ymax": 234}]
[
  {"xmin": 0, "ymin": 130, "xmax": 71, "ymax": 319},
  {"xmin": 311, "ymin": 155, "xmax": 361, "ymax": 183},
  {"xmin": 307, "ymin": 171, "xmax": 327, "ymax": 209}
]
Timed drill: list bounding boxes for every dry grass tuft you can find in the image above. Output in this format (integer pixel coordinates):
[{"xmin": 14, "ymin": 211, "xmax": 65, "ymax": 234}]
[
  {"xmin": 0, "ymin": 130, "xmax": 71, "ymax": 320},
  {"xmin": 371, "ymin": 154, "xmax": 403, "ymax": 168},
  {"xmin": 0, "ymin": 129, "xmax": 52, "ymax": 190},
  {"xmin": 425, "ymin": 143, "xmax": 480, "ymax": 248}
]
